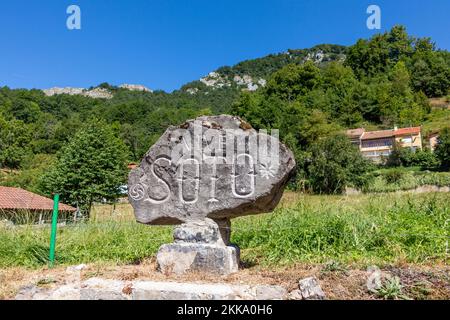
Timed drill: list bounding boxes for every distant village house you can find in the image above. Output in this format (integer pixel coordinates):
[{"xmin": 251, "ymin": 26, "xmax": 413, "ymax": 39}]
[
  {"xmin": 427, "ymin": 131, "xmax": 440, "ymax": 152},
  {"xmin": 346, "ymin": 126, "xmax": 423, "ymax": 162}
]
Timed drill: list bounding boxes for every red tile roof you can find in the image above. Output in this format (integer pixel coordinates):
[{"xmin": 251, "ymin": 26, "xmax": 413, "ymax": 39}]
[
  {"xmin": 127, "ymin": 163, "xmax": 138, "ymax": 170},
  {"xmin": 361, "ymin": 129, "xmax": 395, "ymax": 140},
  {"xmin": 394, "ymin": 126, "xmax": 421, "ymax": 136},
  {"xmin": 0, "ymin": 187, "xmax": 76, "ymax": 212},
  {"xmin": 350, "ymin": 126, "xmax": 422, "ymax": 141},
  {"xmin": 346, "ymin": 128, "xmax": 365, "ymax": 138}
]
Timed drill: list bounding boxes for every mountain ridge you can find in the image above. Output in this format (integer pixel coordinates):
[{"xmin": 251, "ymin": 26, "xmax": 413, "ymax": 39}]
[{"xmin": 38, "ymin": 44, "xmax": 347, "ymax": 99}]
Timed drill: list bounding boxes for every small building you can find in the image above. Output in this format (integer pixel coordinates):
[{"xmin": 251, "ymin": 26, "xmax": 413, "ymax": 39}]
[
  {"xmin": 346, "ymin": 128, "xmax": 365, "ymax": 147},
  {"xmin": 0, "ymin": 186, "xmax": 77, "ymax": 224},
  {"xmin": 346, "ymin": 126, "xmax": 423, "ymax": 163},
  {"xmin": 427, "ymin": 131, "xmax": 440, "ymax": 152}
]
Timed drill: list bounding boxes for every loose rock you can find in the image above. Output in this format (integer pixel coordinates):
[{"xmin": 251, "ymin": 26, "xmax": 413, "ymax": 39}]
[{"xmin": 298, "ymin": 277, "xmax": 326, "ymax": 300}]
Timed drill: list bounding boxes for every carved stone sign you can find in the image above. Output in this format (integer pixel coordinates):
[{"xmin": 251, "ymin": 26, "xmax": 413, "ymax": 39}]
[
  {"xmin": 128, "ymin": 115, "xmax": 295, "ymax": 224},
  {"xmin": 128, "ymin": 115, "xmax": 295, "ymax": 275}
]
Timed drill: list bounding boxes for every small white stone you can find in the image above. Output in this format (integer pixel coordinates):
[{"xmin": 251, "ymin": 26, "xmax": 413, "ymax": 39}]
[{"xmin": 298, "ymin": 277, "xmax": 326, "ymax": 300}]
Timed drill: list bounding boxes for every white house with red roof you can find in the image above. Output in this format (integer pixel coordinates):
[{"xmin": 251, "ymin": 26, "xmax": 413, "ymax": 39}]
[{"xmin": 346, "ymin": 126, "xmax": 423, "ymax": 162}]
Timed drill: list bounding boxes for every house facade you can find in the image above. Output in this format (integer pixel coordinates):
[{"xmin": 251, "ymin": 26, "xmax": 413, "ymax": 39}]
[
  {"xmin": 427, "ymin": 131, "xmax": 440, "ymax": 152},
  {"xmin": 346, "ymin": 126, "xmax": 422, "ymax": 162}
]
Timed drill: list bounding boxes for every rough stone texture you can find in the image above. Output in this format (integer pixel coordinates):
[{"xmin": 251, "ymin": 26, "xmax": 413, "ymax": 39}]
[
  {"xmin": 42, "ymin": 87, "xmax": 113, "ymax": 99},
  {"xmin": 50, "ymin": 285, "xmax": 81, "ymax": 300},
  {"xmin": 254, "ymin": 285, "xmax": 287, "ymax": 300},
  {"xmin": 157, "ymin": 242, "xmax": 239, "ymax": 275},
  {"xmin": 173, "ymin": 218, "xmax": 227, "ymax": 245},
  {"xmin": 65, "ymin": 263, "xmax": 87, "ymax": 283},
  {"xmin": 119, "ymin": 84, "xmax": 153, "ymax": 92},
  {"xmin": 287, "ymin": 289, "xmax": 303, "ymax": 300},
  {"xmin": 16, "ymin": 278, "xmax": 287, "ymax": 300},
  {"xmin": 197, "ymin": 72, "xmax": 267, "ymax": 91},
  {"xmin": 128, "ymin": 115, "xmax": 295, "ymax": 225},
  {"xmin": 298, "ymin": 277, "xmax": 326, "ymax": 300},
  {"xmin": 156, "ymin": 218, "xmax": 240, "ymax": 275},
  {"xmin": 80, "ymin": 278, "xmax": 131, "ymax": 300},
  {"xmin": 16, "ymin": 285, "xmax": 52, "ymax": 300},
  {"xmin": 132, "ymin": 281, "xmax": 241, "ymax": 300}
]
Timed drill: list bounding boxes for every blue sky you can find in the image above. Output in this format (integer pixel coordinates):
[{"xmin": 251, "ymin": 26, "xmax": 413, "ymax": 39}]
[{"xmin": 1, "ymin": 0, "xmax": 449, "ymax": 92}]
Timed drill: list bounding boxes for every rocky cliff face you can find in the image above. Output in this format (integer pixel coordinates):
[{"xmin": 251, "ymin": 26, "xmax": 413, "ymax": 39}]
[
  {"xmin": 197, "ymin": 72, "xmax": 267, "ymax": 92},
  {"xmin": 43, "ymin": 84, "xmax": 153, "ymax": 99},
  {"xmin": 184, "ymin": 47, "xmax": 346, "ymax": 95},
  {"xmin": 119, "ymin": 84, "xmax": 153, "ymax": 92},
  {"xmin": 43, "ymin": 87, "xmax": 85, "ymax": 96},
  {"xmin": 43, "ymin": 87, "xmax": 113, "ymax": 99}
]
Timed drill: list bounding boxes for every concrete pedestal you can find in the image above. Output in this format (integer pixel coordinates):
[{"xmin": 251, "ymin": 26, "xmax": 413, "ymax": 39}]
[{"xmin": 156, "ymin": 219, "xmax": 240, "ymax": 275}]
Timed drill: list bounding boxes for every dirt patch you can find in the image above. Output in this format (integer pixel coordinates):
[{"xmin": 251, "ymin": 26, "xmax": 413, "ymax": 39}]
[{"xmin": 2, "ymin": 261, "xmax": 449, "ymax": 300}]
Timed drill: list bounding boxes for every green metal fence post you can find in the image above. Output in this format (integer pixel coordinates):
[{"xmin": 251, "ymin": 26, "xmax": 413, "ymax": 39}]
[{"xmin": 49, "ymin": 193, "xmax": 59, "ymax": 268}]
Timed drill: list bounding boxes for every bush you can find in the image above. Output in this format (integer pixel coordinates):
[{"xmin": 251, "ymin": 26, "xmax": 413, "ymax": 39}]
[
  {"xmin": 411, "ymin": 149, "xmax": 440, "ymax": 168},
  {"xmin": 385, "ymin": 169, "xmax": 404, "ymax": 184},
  {"xmin": 307, "ymin": 134, "xmax": 374, "ymax": 194},
  {"xmin": 435, "ymin": 127, "xmax": 450, "ymax": 170},
  {"xmin": 387, "ymin": 146, "xmax": 439, "ymax": 169}
]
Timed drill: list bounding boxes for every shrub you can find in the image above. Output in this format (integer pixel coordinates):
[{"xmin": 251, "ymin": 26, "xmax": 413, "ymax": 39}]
[
  {"xmin": 411, "ymin": 149, "xmax": 440, "ymax": 168},
  {"xmin": 372, "ymin": 276, "xmax": 408, "ymax": 300},
  {"xmin": 387, "ymin": 145, "xmax": 439, "ymax": 169},
  {"xmin": 435, "ymin": 127, "xmax": 450, "ymax": 170},
  {"xmin": 384, "ymin": 169, "xmax": 404, "ymax": 184},
  {"xmin": 307, "ymin": 134, "xmax": 373, "ymax": 194}
]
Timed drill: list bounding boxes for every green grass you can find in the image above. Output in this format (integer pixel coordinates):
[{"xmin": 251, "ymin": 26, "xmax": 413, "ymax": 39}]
[
  {"xmin": 233, "ymin": 193, "xmax": 449, "ymax": 266},
  {"xmin": 372, "ymin": 276, "xmax": 408, "ymax": 300},
  {"xmin": 363, "ymin": 169, "xmax": 450, "ymax": 193},
  {"xmin": 0, "ymin": 221, "xmax": 172, "ymax": 268},
  {"xmin": 0, "ymin": 193, "xmax": 448, "ymax": 268},
  {"xmin": 422, "ymin": 108, "xmax": 450, "ymax": 134}
]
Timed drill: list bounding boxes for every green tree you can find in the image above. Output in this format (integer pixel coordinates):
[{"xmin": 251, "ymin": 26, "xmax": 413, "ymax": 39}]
[
  {"xmin": 0, "ymin": 115, "xmax": 32, "ymax": 168},
  {"xmin": 345, "ymin": 25, "xmax": 413, "ymax": 78},
  {"xmin": 40, "ymin": 119, "xmax": 129, "ymax": 215},
  {"xmin": 307, "ymin": 134, "xmax": 373, "ymax": 194},
  {"xmin": 435, "ymin": 127, "xmax": 450, "ymax": 170},
  {"xmin": 265, "ymin": 62, "xmax": 322, "ymax": 101},
  {"xmin": 385, "ymin": 144, "xmax": 439, "ymax": 168},
  {"xmin": 409, "ymin": 50, "xmax": 450, "ymax": 97}
]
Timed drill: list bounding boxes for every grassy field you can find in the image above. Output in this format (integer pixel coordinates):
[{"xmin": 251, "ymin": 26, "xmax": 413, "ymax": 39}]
[
  {"xmin": 422, "ymin": 107, "xmax": 450, "ymax": 134},
  {"xmin": 0, "ymin": 192, "xmax": 449, "ymax": 268},
  {"xmin": 363, "ymin": 169, "xmax": 450, "ymax": 193}
]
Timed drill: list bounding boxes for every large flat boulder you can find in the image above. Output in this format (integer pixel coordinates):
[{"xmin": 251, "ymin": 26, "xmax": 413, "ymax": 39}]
[{"xmin": 128, "ymin": 115, "xmax": 295, "ymax": 225}]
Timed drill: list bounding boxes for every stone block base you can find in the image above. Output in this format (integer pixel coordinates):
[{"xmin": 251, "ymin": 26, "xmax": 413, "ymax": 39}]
[
  {"xmin": 16, "ymin": 277, "xmax": 288, "ymax": 300},
  {"xmin": 156, "ymin": 243, "xmax": 239, "ymax": 275}
]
